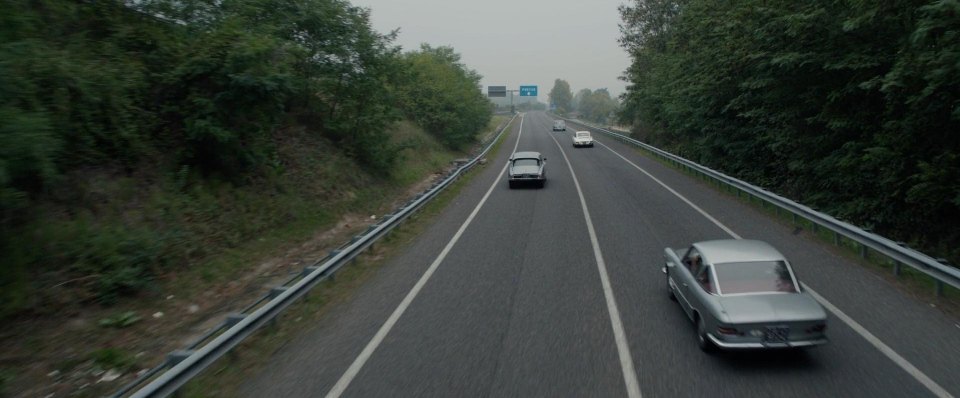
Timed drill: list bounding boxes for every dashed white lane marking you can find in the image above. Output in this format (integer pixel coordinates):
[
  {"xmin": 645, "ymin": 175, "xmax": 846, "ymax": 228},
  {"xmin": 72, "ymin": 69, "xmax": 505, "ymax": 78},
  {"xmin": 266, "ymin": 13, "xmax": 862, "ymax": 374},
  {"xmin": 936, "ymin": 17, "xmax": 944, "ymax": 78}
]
[
  {"xmin": 587, "ymin": 130, "xmax": 953, "ymax": 398},
  {"xmin": 547, "ymin": 132, "xmax": 643, "ymax": 398},
  {"xmin": 325, "ymin": 114, "xmax": 526, "ymax": 398}
]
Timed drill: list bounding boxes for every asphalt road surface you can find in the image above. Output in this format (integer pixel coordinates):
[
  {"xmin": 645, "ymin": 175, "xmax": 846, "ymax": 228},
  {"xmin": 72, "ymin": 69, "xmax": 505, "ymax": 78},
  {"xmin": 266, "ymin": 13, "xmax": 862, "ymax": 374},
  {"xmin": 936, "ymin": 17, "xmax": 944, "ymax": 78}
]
[{"xmin": 242, "ymin": 111, "xmax": 960, "ymax": 398}]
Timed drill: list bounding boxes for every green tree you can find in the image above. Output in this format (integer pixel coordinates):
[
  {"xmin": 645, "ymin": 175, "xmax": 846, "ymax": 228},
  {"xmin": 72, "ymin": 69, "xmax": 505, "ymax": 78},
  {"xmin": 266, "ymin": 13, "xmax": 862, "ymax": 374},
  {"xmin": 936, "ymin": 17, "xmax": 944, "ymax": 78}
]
[
  {"xmin": 548, "ymin": 79, "xmax": 573, "ymax": 114},
  {"xmin": 617, "ymin": 0, "xmax": 960, "ymax": 263},
  {"xmin": 395, "ymin": 45, "xmax": 492, "ymax": 149},
  {"xmin": 579, "ymin": 89, "xmax": 619, "ymax": 124}
]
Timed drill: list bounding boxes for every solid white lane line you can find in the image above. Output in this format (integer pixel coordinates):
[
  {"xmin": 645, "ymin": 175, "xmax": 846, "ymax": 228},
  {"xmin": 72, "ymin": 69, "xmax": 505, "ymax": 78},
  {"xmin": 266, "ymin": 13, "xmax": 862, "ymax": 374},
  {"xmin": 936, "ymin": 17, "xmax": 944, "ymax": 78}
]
[
  {"xmin": 547, "ymin": 133, "xmax": 643, "ymax": 398},
  {"xmin": 324, "ymin": 114, "xmax": 526, "ymax": 398},
  {"xmin": 593, "ymin": 136, "xmax": 954, "ymax": 398},
  {"xmin": 803, "ymin": 285, "xmax": 953, "ymax": 398},
  {"xmin": 594, "ymin": 141, "xmax": 742, "ymax": 239}
]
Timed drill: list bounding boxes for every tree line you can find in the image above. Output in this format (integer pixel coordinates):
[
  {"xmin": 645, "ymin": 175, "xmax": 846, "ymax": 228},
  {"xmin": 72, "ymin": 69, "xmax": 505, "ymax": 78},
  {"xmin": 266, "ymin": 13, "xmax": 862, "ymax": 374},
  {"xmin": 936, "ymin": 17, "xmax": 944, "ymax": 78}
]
[
  {"xmin": 617, "ymin": 0, "xmax": 960, "ymax": 265},
  {"xmin": 0, "ymin": 0, "xmax": 491, "ymax": 314},
  {"xmin": 548, "ymin": 79, "xmax": 619, "ymax": 124}
]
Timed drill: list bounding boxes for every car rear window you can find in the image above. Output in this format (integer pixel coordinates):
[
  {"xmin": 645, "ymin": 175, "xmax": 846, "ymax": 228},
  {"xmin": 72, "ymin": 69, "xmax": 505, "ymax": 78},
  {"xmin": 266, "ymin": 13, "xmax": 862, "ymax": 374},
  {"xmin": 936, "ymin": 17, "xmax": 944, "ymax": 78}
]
[
  {"xmin": 713, "ymin": 261, "xmax": 798, "ymax": 294},
  {"xmin": 576, "ymin": 132, "xmax": 590, "ymax": 138},
  {"xmin": 513, "ymin": 158, "xmax": 539, "ymax": 167}
]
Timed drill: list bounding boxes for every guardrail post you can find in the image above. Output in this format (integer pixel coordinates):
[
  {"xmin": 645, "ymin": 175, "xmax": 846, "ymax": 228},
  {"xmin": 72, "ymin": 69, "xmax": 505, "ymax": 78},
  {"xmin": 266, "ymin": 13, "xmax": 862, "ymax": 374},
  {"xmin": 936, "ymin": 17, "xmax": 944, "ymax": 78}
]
[
  {"xmin": 935, "ymin": 280, "xmax": 944, "ymax": 297},
  {"xmin": 166, "ymin": 350, "xmax": 194, "ymax": 368},
  {"xmin": 269, "ymin": 286, "xmax": 288, "ymax": 299},
  {"xmin": 893, "ymin": 261, "xmax": 901, "ymax": 276},
  {"xmin": 833, "ymin": 231, "xmax": 840, "ymax": 246},
  {"xmin": 859, "ymin": 244, "xmax": 867, "ymax": 259},
  {"xmin": 301, "ymin": 266, "xmax": 319, "ymax": 278},
  {"xmin": 328, "ymin": 250, "xmax": 342, "ymax": 281},
  {"xmin": 792, "ymin": 213, "xmax": 798, "ymax": 225},
  {"xmin": 225, "ymin": 313, "xmax": 246, "ymax": 327}
]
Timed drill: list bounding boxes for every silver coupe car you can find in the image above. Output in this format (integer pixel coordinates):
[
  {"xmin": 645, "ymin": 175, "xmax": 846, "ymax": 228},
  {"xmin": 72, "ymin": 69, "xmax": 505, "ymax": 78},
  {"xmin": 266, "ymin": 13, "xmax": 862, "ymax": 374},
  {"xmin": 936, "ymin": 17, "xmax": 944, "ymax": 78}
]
[
  {"xmin": 662, "ymin": 239, "xmax": 828, "ymax": 352},
  {"xmin": 508, "ymin": 151, "xmax": 546, "ymax": 188}
]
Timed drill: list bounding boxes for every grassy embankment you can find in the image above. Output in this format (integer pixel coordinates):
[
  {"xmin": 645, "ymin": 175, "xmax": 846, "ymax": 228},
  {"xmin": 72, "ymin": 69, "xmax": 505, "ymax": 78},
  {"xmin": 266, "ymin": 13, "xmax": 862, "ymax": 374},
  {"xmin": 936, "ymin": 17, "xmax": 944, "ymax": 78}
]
[
  {"xmin": 179, "ymin": 114, "xmax": 515, "ymax": 397},
  {"xmin": 0, "ymin": 116, "xmax": 508, "ymax": 397}
]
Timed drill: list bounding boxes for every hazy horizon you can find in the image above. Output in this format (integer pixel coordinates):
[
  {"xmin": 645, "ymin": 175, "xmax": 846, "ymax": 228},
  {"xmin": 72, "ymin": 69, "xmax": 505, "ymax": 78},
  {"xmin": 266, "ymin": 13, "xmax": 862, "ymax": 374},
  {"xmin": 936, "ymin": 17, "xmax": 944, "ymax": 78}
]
[{"xmin": 349, "ymin": 0, "xmax": 631, "ymax": 102}]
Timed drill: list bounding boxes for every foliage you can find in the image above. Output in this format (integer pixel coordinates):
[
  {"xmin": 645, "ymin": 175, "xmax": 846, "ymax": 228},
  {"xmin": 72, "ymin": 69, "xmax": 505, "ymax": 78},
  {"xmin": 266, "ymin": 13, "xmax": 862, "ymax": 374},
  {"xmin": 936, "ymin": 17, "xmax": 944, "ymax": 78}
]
[
  {"xmin": 98, "ymin": 311, "xmax": 142, "ymax": 329},
  {"xmin": 548, "ymin": 79, "xmax": 574, "ymax": 114},
  {"xmin": 395, "ymin": 45, "xmax": 492, "ymax": 149},
  {"xmin": 0, "ymin": 0, "xmax": 490, "ymax": 317},
  {"xmin": 89, "ymin": 348, "xmax": 138, "ymax": 371},
  {"xmin": 577, "ymin": 88, "xmax": 619, "ymax": 124},
  {"xmin": 618, "ymin": 0, "xmax": 960, "ymax": 263}
]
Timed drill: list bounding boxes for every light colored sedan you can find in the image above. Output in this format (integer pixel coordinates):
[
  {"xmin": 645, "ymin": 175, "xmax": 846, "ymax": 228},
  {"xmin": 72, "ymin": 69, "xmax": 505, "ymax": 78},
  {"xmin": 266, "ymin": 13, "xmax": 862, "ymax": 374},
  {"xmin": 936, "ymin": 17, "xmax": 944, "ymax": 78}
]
[
  {"xmin": 662, "ymin": 239, "xmax": 828, "ymax": 352},
  {"xmin": 508, "ymin": 151, "xmax": 546, "ymax": 188},
  {"xmin": 572, "ymin": 131, "xmax": 594, "ymax": 147}
]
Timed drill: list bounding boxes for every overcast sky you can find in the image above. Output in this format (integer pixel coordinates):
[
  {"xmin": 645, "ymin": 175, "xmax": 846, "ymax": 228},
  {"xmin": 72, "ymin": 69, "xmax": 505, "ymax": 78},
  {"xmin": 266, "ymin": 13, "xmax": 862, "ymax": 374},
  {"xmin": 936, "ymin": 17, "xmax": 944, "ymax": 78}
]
[{"xmin": 349, "ymin": 0, "xmax": 631, "ymax": 102}]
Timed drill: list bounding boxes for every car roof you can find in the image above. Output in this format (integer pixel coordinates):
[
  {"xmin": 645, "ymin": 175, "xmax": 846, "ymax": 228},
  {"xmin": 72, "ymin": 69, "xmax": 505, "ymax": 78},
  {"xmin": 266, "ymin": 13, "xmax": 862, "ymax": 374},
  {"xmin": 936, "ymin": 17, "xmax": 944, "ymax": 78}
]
[
  {"xmin": 512, "ymin": 151, "xmax": 542, "ymax": 159},
  {"xmin": 693, "ymin": 239, "xmax": 786, "ymax": 264}
]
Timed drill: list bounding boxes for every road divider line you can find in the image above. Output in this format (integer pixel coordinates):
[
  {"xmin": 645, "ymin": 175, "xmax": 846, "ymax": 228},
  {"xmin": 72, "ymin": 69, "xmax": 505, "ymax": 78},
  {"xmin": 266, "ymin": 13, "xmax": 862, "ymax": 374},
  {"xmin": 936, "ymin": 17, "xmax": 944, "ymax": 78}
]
[
  {"xmin": 802, "ymin": 284, "xmax": 953, "ymax": 398},
  {"xmin": 592, "ymin": 137, "xmax": 953, "ymax": 398},
  {"xmin": 324, "ymin": 114, "xmax": 526, "ymax": 398},
  {"xmin": 547, "ymin": 133, "xmax": 643, "ymax": 398}
]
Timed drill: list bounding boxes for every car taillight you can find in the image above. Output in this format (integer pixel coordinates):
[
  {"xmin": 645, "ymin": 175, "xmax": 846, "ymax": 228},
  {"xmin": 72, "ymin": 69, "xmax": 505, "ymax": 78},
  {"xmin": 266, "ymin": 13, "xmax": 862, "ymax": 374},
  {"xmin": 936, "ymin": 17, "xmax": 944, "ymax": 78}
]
[
  {"xmin": 717, "ymin": 326, "xmax": 740, "ymax": 335},
  {"xmin": 805, "ymin": 324, "xmax": 827, "ymax": 333}
]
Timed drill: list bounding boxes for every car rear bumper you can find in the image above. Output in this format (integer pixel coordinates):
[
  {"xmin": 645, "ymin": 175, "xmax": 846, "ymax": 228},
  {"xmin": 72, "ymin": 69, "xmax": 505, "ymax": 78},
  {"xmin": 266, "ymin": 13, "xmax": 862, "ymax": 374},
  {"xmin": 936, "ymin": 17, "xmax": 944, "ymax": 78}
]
[
  {"xmin": 707, "ymin": 334, "xmax": 828, "ymax": 349},
  {"xmin": 509, "ymin": 175, "xmax": 544, "ymax": 181}
]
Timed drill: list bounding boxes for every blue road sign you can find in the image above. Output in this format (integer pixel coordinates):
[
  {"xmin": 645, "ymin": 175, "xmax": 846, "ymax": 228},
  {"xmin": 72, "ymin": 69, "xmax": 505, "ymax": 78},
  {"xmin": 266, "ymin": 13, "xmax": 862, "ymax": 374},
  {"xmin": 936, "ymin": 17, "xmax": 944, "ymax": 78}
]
[{"xmin": 519, "ymin": 85, "xmax": 538, "ymax": 97}]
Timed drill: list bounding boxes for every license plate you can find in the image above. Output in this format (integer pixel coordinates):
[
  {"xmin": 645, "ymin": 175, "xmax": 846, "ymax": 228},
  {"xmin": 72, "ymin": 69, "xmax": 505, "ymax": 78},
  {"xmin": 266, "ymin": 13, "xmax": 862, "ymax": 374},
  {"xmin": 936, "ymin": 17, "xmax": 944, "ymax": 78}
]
[{"xmin": 764, "ymin": 327, "xmax": 789, "ymax": 343}]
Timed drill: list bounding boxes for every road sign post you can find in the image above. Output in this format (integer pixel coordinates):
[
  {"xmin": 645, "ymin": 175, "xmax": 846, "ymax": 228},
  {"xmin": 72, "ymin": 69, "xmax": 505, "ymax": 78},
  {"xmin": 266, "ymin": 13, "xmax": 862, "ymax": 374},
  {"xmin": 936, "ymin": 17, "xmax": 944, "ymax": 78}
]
[{"xmin": 487, "ymin": 85, "xmax": 536, "ymax": 114}]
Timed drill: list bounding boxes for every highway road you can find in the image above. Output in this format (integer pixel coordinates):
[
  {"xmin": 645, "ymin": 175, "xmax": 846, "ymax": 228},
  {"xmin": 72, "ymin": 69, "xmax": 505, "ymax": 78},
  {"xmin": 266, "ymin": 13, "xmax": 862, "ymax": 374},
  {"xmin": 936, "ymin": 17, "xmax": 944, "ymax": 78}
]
[{"xmin": 242, "ymin": 111, "xmax": 960, "ymax": 397}]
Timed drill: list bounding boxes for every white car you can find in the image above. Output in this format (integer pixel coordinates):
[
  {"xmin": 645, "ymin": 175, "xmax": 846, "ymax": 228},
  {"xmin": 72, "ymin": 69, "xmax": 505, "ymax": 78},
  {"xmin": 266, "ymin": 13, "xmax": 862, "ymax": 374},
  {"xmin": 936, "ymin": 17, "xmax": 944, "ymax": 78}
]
[
  {"xmin": 572, "ymin": 131, "xmax": 594, "ymax": 147},
  {"xmin": 552, "ymin": 120, "xmax": 566, "ymax": 131}
]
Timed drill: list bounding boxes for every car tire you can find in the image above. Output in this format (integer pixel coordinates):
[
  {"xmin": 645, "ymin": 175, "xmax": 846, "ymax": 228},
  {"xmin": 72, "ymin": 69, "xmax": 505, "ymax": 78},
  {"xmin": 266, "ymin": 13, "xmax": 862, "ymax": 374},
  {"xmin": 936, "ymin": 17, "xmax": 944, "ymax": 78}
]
[
  {"xmin": 696, "ymin": 316, "xmax": 715, "ymax": 353},
  {"xmin": 508, "ymin": 181, "xmax": 516, "ymax": 189},
  {"xmin": 538, "ymin": 180, "xmax": 545, "ymax": 189}
]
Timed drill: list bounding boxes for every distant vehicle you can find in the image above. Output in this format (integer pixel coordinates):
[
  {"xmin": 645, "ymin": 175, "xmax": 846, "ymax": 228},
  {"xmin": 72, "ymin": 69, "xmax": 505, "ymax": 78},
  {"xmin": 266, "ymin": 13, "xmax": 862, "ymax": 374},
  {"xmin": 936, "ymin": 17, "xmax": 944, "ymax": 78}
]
[
  {"xmin": 662, "ymin": 239, "xmax": 828, "ymax": 352},
  {"xmin": 508, "ymin": 151, "xmax": 546, "ymax": 189},
  {"xmin": 552, "ymin": 120, "xmax": 566, "ymax": 131},
  {"xmin": 573, "ymin": 131, "xmax": 594, "ymax": 147}
]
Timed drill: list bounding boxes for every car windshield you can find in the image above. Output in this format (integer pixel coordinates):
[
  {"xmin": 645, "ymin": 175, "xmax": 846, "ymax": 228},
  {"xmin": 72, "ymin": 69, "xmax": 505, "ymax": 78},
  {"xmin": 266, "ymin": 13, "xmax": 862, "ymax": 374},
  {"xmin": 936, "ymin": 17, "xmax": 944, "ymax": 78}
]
[
  {"xmin": 513, "ymin": 158, "xmax": 539, "ymax": 167},
  {"xmin": 577, "ymin": 132, "xmax": 590, "ymax": 138},
  {"xmin": 713, "ymin": 261, "xmax": 797, "ymax": 294}
]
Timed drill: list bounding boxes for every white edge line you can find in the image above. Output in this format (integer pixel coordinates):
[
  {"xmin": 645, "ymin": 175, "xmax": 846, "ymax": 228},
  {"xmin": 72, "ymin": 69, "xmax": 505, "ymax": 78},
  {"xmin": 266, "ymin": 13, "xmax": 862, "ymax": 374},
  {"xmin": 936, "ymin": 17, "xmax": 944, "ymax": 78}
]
[
  {"xmin": 592, "ymin": 134, "xmax": 953, "ymax": 398},
  {"xmin": 547, "ymin": 132, "xmax": 642, "ymax": 398},
  {"xmin": 802, "ymin": 283, "xmax": 953, "ymax": 398},
  {"xmin": 324, "ymin": 114, "xmax": 526, "ymax": 398}
]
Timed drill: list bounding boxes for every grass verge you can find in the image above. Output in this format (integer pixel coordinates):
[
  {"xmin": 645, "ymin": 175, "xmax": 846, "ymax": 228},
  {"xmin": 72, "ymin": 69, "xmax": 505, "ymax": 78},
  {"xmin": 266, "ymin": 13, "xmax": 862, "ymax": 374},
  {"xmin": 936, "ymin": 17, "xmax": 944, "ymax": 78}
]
[{"xmin": 178, "ymin": 115, "xmax": 515, "ymax": 396}]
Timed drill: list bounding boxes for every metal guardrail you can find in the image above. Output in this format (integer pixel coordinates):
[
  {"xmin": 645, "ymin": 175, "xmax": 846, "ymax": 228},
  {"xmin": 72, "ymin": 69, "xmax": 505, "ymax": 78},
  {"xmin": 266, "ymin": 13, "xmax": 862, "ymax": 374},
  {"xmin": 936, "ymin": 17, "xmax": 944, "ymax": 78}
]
[
  {"xmin": 557, "ymin": 116, "xmax": 960, "ymax": 295},
  {"xmin": 114, "ymin": 113, "xmax": 518, "ymax": 397}
]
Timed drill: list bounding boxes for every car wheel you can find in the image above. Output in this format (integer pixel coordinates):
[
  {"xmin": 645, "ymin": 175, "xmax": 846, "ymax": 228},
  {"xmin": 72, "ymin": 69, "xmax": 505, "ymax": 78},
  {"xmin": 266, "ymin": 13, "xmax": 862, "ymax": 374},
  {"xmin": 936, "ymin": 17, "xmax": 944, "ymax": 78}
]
[
  {"xmin": 508, "ymin": 181, "xmax": 516, "ymax": 189},
  {"xmin": 696, "ymin": 316, "xmax": 715, "ymax": 353},
  {"xmin": 538, "ymin": 180, "xmax": 545, "ymax": 189}
]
